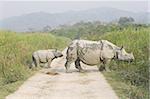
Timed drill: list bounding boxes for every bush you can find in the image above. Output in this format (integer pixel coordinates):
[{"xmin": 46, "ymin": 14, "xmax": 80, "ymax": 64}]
[
  {"xmin": 0, "ymin": 31, "xmax": 69, "ymax": 98},
  {"xmin": 90, "ymin": 26, "xmax": 149, "ymax": 99}
]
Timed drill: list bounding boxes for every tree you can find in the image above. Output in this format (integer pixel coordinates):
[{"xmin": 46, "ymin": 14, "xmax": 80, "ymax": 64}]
[
  {"xmin": 28, "ymin": 28, "xmax": 35, "ymax": 33},
  {"xmin": 118, "ymin": 17, "xmax": 135, "ymax": 25},
  {"xmin": 42, "ymin": 25, "xmax": 51, "ymax": 32}
]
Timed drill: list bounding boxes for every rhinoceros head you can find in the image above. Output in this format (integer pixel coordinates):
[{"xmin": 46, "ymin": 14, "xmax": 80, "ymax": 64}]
[
  {"xmin": 116, "ymin": 46, "xmax": 134, "ymax": 62},
  {"xmin": 53, "ymin": 49, "xmax": 63, "ymax": 58}
]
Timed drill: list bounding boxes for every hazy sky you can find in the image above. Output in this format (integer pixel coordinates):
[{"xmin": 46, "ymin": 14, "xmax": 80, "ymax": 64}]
[{"xmin": 0, "ymin": 1, "xmax": 148, "ymax": 20}]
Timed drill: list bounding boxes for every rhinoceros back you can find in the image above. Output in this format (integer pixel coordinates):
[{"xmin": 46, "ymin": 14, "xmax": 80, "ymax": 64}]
[{"xmin": 37, "ymin": 50, "xmax": 54, "ymax": 63}]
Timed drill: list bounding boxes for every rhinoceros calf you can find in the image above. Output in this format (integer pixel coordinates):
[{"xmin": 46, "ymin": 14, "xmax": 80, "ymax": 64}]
[
  {"xmin": 31, "ymin": 49, "xmax": 63, "ymax": 68},
  {"xmin": 65, "ymin": 39, "xmax": 134, "ymax": 72}
]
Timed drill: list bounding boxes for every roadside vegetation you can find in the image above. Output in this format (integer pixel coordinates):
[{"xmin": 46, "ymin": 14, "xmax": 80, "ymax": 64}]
[
  {"xmin": 100, "ymin": 26, "xmax": 149, "ymax": 99},
  {"xmin": 0, "ymin": 16, "xmax": 149, "ymax": 99},
  {"xmin": 0, "ymin": 31, "xmax": 69, "ymax": 99},
  {"xmin": 50, "ymin": 21, "xmax": 149, "ymax": 99}
]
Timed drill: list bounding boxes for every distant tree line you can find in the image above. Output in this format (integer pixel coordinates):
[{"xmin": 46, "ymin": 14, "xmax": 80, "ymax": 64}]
[
  {"xmin": 118, "ymin": 17, "xmax": 135, "ymax": 25},
  {"xmin": 27, "ymin": 16, "xmax": 148, "ymax": 39}
]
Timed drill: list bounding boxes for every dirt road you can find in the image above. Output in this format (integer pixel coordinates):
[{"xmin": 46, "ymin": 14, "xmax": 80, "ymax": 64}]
[{"xmin": 6, "ymin": 48, "xmax": 119, "ymax": 99}]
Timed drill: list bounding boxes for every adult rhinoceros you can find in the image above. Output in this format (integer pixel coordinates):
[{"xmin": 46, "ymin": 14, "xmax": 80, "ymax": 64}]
[
  {"xmin": 31, "ymin": 49, "xmax": 63, "ymax": 68},
  {"xmin": 65, "ymin": 39, "xmax": 134, "ymax": 72}
]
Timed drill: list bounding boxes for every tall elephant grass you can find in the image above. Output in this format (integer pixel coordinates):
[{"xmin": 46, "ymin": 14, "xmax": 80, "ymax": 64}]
[
  {"xmin": 89, "ymin": 27, "xmax": 149, "ymax": 99},
  {"xmin": 0, "ymin": 31, "xmax": 69, "ymax": 98}
]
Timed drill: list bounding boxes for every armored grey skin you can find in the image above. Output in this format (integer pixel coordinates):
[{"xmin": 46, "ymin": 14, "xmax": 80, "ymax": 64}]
[
  {"xmin": 31, "ymin": 49, "xmax": 63, "ymax": 68},
  {"xmin": 65, "ymin": 40, "xmax": 134, "ymax": 73}
]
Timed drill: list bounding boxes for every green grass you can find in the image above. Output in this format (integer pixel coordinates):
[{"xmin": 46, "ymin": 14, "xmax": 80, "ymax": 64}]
[
  {"xmin": 98, "ymin": 27, "xmax": 149, "ymax": 99},
  {"xmin": 0, "ymin": 31, "xmax": 69, "ymax": 99},
  {"xmin": 0, "ymin": 25, "xmax": 149, "ymax": 99},
  {"xmin": 103, "ymin": 72, "xmax": 148, "ymax": 99},
  {"xmin": 52, "ymin": 25, "xmax": 149, "ymax": 98},
  {"xmin": 0, "ymin": 80, "xmax": 23, "ymax": 98}
]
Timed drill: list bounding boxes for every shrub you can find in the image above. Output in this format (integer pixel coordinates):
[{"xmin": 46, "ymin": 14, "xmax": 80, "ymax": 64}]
[{"xmin": 0, "ymin": 31, "xmax": 69, "ymax": 85}]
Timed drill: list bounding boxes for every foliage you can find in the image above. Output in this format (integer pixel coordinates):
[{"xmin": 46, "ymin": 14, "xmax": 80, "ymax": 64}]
[
  {"xmin": 0, "ymin": 20, "xmax": 149, "ymax": 99},
  {"xmin": 50, "ymin": 21, "xmax": 120, "ymax": 39},
  {"xmin": 118, "ymin": 17, "xmax": 135, "ymax": 25},
  {"xmin": 51, "ymin": 21, "xmax": 149, "ymax": 98},
  {"xmin": 0, "ymin": 31, "xmax": 69, "ymax": 98},
  {"xmin": 89, "ymin": 26, "xmax": 149, "ymax": 99}
]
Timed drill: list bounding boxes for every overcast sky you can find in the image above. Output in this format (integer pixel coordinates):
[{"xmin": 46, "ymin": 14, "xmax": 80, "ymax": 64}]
[{"xmin": 0, "ymin": 1, "xmax": 148, "ymax": 20}]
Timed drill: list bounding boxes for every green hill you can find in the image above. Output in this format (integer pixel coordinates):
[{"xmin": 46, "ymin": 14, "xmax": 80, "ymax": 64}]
[{"xmin": 0, "ymin": 7, "xmax": 148, "ymax": 32}]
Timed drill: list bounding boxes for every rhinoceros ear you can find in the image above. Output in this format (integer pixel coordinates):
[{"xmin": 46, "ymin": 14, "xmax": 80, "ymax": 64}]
[{"xmin": 120, "ymin": 46, "xmax": 124, "ymax": 50}]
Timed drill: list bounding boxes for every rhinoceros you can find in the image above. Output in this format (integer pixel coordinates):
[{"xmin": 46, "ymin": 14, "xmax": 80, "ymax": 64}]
[
  {"xmin": 65, "ymin": 39, "xmax": 134, "ymax": 72},
  {"xmin": 31, "ymin": 49, "xmax": 63, "ymax": 68}
]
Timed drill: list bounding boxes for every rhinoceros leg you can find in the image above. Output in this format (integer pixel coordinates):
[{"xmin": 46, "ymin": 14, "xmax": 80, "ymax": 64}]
[
  {"xmin": 105, "ymin": 59, "xmax": 111, "ymax": 72},
  {"xmin": 35, "ymin": 58, "xmax": 40, "ymax": 67},
  {"xmin": 47, "ymin": 59, "xmax": 52, "ymax": 68},
  {"xmin": 98, "ymin": 63, "xmax": 105, "ymax": 71},
  {"xmin": 65, "ymin": 60, "xmax": 73, "ymax": 73},
  {"xmin": 75, "ymin": 58, "xmax": 84, "ymax": 72},
  {"xmin": 99, "ymin": 59, "xmax": 111, "ymax": 72},
  {"xmin": 32, "ymin": 54, "xmax": 40, "ymax": 68}
]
